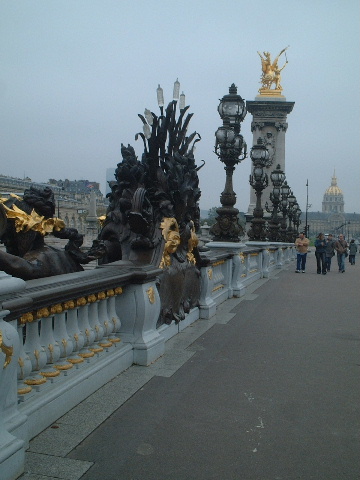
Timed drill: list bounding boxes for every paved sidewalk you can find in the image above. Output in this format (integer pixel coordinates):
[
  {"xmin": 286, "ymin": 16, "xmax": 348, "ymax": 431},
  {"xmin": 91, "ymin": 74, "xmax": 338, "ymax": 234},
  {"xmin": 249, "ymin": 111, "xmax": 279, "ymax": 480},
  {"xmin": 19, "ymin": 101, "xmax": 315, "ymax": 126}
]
[{"xmin": 22, "ymin": 254, "xmax": 360, "ymax": 480}]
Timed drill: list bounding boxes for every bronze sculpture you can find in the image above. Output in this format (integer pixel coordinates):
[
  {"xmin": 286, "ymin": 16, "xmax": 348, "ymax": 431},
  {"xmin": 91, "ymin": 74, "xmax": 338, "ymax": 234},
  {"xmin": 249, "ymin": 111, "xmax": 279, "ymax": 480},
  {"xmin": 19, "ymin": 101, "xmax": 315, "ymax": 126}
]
[
  {"xmin": 0, "ymin": 186, "xmax": 105, "ymax": 280},
  {"xmin": 98, "ymin": 85, "xmax": 204, "ymax": 325}
]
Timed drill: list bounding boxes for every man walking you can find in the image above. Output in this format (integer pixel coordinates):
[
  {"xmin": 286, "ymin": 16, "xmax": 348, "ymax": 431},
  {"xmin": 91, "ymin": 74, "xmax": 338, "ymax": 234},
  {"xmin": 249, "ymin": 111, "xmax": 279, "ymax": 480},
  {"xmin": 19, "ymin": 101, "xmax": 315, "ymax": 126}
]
[
  {"xmin": 335, "ymin": 234, "xmax": 348, "ymax": 273},
  {"xmin": 295, "ymin": 231, "xmax": 310, "ymax": 273},
  {"xmin": 325, "ymin": 233, "xmax": 336, "ymax": 271}
]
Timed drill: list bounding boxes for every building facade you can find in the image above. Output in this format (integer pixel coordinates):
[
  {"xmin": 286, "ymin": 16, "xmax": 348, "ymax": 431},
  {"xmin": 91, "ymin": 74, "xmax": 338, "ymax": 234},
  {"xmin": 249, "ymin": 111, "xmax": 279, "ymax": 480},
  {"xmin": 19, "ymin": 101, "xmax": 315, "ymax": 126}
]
[
  {"xmin": 304, "ymin": 173, "xmax": 359, "ymax": 240},
  {"xmin": 0, "ymin": 175, "xmax": 107, "ymax": 236}
]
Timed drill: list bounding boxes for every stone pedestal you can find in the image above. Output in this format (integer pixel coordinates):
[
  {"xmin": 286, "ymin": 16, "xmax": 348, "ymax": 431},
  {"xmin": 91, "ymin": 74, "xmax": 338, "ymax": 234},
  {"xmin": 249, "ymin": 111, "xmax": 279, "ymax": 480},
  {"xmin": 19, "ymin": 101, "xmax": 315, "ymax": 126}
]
[
  {"xmin": 206, "ymin": 242, "xmax": 247, "ymax": 298},
  {"xmin": 246, "ymin": 96, "xmax": 295, "ymax": 221},
  {"xmin": 0, "ymin": 272, "xmax": 28, "ymax": 480}
]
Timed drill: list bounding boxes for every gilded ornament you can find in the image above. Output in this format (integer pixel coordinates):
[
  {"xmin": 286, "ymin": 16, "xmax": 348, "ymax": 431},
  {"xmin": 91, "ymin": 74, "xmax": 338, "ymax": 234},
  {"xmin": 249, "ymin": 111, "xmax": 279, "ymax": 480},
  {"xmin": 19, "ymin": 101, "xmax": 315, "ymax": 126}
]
[
  {"xmin": 146, "ymin": 286, "xmax": 156, "ymax": 304},
  {"xmin": 76, "ymin": 297, "xmax": 87, "ymax": 307},
  {"xmin": 54, "ymin": 362, "xmax": 73, "ymax": 370},
  {"xmin": 50, "ymin": 304, "xmax": 63, "ymax": 314},
  {"xmin": 109, "ymin": 337, "xmax": 121, "ymax": 343},
  {"xmin": 114, "ymin": 287, "xmax": 123, "ymax": 295},
  {"xmin": 67, "ymin": 357, "xmax": 84, "ymax": 364},
  {"xmin": 159, "ymin": 217, "xmax": 181, "ymax": 268},
  {"xmin": 97, "ymin": 291, "xmax": 106, "ymax": 301},
  {"xmin": 79, "ymin": 351, "xmax": 95, "ymax": 358},
  {"xmin": 89, "ymin": 346, "xmax": 103, "ymax": 353},
  {"xmin": 63, "ymin": 300, "xmax": 75, "ymax": 310},
  {"xmin": 40, "ymin": 369, "xmax": 61, "ymax": 378},
  {"xmin": 207, "ymin": 269, "xmax": 213, "ymax": 280},
  {"xmin": 36, "ymin": 308, "xmax": 50, "ymax": 319},
  {"xmin": 212, "ymin": 260, "xmax": 225, "ymax": 267},
  {"xmin": 87, "ymin": 294, "xmax": 97, "ymax": 303},
  {"xmin": 18, "ymin": 385, "xmax": 32, "ymax": 395},
  {"xmin": 106, "ymin": 289, "xmax": 115, "ymax": 297},
  {"xmin": 24, "ymin": 376, "xmax": 47, "ymax": 386},
  {"xmin": 20, "ymin": 312, "xmax": 34, "ymax": 324},
  {"xmin": 0, "ymin": 329, "xmax": 13, "ymax": 368},
  {"xmin": 1, "ymin": 202, "xmax": 65, "ymax": 235}
]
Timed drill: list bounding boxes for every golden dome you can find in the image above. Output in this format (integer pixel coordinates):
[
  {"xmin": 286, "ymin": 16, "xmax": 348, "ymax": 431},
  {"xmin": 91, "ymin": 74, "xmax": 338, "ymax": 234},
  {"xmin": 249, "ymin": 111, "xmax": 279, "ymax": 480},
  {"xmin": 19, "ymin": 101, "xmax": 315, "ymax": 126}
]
[{"xmin": 324, "ymin": 172, "xmax": 342, "ymax": 196}]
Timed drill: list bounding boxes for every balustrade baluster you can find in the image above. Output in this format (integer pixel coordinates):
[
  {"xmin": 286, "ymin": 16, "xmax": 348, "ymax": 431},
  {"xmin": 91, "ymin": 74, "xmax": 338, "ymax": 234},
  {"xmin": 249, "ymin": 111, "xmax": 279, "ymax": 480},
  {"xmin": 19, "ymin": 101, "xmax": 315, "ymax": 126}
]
[
  {"xmin": 39, "ymin": 315, "xmax": 61, "ymax": 380},
  {"xmin": 77, "ymin": 299, "xmax": 95, "ymax": 360},
  {"xmin": 107, "ymin": 288, "xmax": 122, "ymax": 344},
  {"xmin": 87, "ymin": 295, "xmax": 104, "ymax": 354},
  {"xmin": 65, "ymin": 301, "xmax": 85, "ymax": 367},
  {"xmin": 97, "ymin": 293, "xmax": 113, "ymax": 350},
  {"xmin": 52, "ymin": 306, "xmax": 73, "ymax": 373},
  {"xmin": 16, "ymin": 318, "xmax": 33, "ymax": 396},
  {"xmin": 23, "ymin": 316, "xmax": 47, "ymax": 389}
]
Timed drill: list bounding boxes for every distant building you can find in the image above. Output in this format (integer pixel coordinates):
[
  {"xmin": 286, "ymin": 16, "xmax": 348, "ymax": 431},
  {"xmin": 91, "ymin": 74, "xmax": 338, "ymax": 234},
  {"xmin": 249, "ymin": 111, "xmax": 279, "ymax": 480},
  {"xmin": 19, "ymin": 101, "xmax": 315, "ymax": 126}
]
[
  {"xmin": 0, "ymin": 175, "xmax": 107, "ymax": 236},
  {"xmin": 303, "ymin": 172, "xmax": 359, "ymax": 240}
]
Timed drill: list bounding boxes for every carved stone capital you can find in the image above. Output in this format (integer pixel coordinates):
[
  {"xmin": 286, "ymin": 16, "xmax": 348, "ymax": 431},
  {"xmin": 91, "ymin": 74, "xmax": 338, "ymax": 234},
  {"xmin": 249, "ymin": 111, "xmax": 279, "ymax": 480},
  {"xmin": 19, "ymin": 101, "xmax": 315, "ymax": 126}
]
[
  {"xmin": 275, "ymin": 122, "xmax": 288, "ymax": 132},
  {"xmin": 251, "ymin": 121, "xmax": 265, "ymax": 132}
]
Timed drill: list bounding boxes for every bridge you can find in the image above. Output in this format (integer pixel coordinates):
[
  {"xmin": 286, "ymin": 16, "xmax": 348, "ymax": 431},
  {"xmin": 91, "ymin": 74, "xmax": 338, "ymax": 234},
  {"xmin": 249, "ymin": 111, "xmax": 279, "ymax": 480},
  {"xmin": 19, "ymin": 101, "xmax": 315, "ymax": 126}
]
[{"xmin": 1, "ymin": 244, "xmax": 359, "ymax": 479}]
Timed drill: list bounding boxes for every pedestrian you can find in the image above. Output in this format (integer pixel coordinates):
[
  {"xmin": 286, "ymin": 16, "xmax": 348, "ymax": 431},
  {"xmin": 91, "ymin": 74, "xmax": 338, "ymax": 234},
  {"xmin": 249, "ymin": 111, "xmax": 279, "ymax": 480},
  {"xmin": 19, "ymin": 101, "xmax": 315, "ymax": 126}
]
[
  {"xmin": 334, "ymin": 234, "xmax": 348, "ymax": 273},
  {"xmin": 315, "ymin": 233, "xmax": 327, "ymax": 274},
  {"xmin": 294, "ymin": 231, "xmax": 310, "ymax": 273},
  {"xmin": 325, "ymin": 233, "xmax": 336, "ymax": 271},
  {"xmin": 348, "ymin": 239, "xmax": 358, "ymax": 265}
]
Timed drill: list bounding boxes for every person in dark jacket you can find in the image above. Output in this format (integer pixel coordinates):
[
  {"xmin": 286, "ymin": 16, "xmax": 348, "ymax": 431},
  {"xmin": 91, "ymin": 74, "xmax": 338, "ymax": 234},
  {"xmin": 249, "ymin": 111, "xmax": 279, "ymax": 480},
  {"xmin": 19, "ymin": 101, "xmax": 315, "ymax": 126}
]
[
  {"xmin": 325, "ymin": 233, "xmax": 336, "ymax": 271},
  {"xmin": 349, "ymin": 239, "xmax": 358, "ymax": 265},
  {"xmin": 315, "ymin": 232, "xmax": 327, "ymax": 275}
]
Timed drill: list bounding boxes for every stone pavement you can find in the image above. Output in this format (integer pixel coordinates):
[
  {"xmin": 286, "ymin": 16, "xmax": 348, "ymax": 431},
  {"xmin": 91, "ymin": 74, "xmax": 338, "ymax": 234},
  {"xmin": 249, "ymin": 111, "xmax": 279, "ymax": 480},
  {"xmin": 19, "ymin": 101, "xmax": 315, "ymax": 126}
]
[{"xmin": 21, "ymin": 253, "xmax": 360, "ymax": 480}]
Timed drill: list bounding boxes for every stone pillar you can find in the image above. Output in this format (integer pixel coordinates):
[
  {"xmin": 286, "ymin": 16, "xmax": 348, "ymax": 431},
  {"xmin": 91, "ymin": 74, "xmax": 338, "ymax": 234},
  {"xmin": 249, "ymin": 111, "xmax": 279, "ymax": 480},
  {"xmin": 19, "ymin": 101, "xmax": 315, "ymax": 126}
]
[{"xmin": 246, "ymin": 97, "xmax": 295, "ymax": 222}]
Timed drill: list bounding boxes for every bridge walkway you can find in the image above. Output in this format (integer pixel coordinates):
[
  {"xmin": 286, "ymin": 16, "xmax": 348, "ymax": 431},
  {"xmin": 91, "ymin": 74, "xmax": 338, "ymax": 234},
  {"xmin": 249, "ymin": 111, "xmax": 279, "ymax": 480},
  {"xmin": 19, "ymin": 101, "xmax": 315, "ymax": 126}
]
[{"xmin": 22, "ymin": 253, "xmax": 360, "ymax": 480}]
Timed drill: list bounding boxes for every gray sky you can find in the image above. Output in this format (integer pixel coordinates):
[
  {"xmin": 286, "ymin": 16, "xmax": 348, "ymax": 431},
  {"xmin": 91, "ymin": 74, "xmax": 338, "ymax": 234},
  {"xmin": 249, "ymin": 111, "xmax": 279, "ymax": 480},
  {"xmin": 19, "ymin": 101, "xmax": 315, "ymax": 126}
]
[{"xmin": 1, "ymin": 0, "xmax": 359, "ymax": 214}]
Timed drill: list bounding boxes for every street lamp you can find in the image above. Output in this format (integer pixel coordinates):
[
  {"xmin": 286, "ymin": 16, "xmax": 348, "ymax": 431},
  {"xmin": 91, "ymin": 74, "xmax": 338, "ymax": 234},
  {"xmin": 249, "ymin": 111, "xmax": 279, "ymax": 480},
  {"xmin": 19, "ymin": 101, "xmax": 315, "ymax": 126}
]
[
  {"xmin": 209, "ymin": 84, "xmax": 247, "ymax": 242},
  {"xmin": 247, "ymin": 138, "xmax": 269, "ymax": 241},
  {"xmin": 265, "ymin": 164, "xmax": 285, "ymax": 242},
  {"xmin": 279, "ymin": 180, "xmax": 290, "ymax": 241},
  {"xmin": 286, "ymin": 191, "xmax": 296, "ymax": 242}
]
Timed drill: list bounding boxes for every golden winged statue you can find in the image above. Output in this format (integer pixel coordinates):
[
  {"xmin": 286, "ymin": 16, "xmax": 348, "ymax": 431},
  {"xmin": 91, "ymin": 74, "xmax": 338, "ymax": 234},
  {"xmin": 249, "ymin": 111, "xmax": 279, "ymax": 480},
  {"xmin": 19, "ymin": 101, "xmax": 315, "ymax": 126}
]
[{"xmin": 257, "ymin": 47, "xmax": 289, "ymax": 93}]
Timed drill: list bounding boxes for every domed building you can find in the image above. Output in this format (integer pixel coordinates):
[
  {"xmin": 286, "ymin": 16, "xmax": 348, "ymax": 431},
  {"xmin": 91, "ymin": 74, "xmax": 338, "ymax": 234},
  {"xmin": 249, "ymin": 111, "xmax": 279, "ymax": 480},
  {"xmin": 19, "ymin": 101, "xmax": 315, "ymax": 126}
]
[
  {"xmin": 305, "ymin": 172, "xmax": 359, "ymax": 240},
  {"xmin": 322, "ymin": 171, "xmax": 344, "ymax": 214}
]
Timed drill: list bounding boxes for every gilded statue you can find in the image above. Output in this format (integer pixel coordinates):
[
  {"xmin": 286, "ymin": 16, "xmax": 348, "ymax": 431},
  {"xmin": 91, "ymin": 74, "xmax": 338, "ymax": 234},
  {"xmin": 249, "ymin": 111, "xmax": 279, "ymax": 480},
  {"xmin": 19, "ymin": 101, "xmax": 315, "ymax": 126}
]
[{"xmin": 257, "ymin": 47, "xmax": 289, "ymax": 93}]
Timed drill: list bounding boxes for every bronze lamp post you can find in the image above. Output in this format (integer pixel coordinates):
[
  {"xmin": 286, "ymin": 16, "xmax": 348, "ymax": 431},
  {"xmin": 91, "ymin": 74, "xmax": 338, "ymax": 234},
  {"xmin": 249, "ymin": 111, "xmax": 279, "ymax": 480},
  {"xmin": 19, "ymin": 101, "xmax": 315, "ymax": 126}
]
[
  {"xmin": 247, "ymin": 138, "xmax": 269, "ymax": 241},
  {"xmin": 279, "ymin": 180, "xmax": 290, "ymax": 242},
  {"xmin": 265, "ymin": 164, "xmax": 285, "ymax": 242},
  {"xmin": 210, "ymin": 84, "xmax": 247, "ymax": 242}
]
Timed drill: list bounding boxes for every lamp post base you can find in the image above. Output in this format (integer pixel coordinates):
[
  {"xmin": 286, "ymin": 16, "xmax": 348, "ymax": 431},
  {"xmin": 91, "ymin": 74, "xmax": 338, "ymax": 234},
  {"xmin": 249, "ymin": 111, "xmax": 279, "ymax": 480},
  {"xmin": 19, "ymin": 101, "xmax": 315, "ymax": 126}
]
[{"xmin": 209, "ymin": 206, "xmax": 244, "ymax": 242}]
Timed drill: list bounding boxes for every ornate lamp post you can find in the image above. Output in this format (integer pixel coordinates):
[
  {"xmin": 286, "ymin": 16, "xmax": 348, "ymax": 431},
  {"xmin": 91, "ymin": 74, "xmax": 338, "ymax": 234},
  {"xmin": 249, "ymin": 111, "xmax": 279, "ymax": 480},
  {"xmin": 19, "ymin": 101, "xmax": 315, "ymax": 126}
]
[
  {"xmin": 265, "ymin": 164, "xmax": 285, "ymax": 242},
  {"xmin": 293, "ymin": 203, "xmax": 302, "ymax": 238},
  {"xmin": 279, "ymin": 180, "xmax": 290, "ymax": 241},
  {"xmin": 286, "ymin": 191, "xmax": 296, "ymax": 242},
  {"xmin": 210, "ymin": 84, "xmax": 247, "ymax": 242},
  {"xmin": 247, "ymin": 138, "xmax": 269, "ymax": 241}
]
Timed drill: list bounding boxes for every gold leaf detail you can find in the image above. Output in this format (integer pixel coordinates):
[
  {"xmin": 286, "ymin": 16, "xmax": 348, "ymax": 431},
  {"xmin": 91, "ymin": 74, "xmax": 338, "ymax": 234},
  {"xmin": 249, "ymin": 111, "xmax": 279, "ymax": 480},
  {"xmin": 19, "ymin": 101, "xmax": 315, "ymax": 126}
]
[
  {"xmin": 0, "ymin": 329, "xmax": 13, "ymax": 368},
  {"xmin": 146, "ymin": 287, "xmax": 156, "ymax": 304}
]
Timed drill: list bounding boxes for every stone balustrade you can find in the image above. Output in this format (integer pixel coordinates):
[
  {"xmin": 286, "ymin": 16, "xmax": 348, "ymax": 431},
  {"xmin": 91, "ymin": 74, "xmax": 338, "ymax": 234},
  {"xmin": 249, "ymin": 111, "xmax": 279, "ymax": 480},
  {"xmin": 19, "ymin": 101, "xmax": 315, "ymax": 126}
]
[{"xmin": 0, "ymin": 242, "xmax": 295, "ymax": 480}]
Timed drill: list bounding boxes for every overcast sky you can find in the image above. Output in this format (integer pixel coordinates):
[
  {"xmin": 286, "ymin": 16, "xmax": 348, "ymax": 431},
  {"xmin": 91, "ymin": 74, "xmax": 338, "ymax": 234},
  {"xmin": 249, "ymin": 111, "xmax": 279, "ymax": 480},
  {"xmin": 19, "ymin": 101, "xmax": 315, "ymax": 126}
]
[{"xmin": 1, "ymin": 0, "xmax": 359, "ymax": 214}]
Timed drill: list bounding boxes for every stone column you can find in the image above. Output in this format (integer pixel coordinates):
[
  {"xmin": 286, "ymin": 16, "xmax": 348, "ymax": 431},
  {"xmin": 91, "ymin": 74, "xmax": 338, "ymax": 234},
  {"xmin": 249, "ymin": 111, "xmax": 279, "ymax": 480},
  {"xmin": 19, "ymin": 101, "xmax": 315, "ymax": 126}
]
[{"xmin": 246, "ymin": 97, "xmax": 295, "ymax": 223}]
